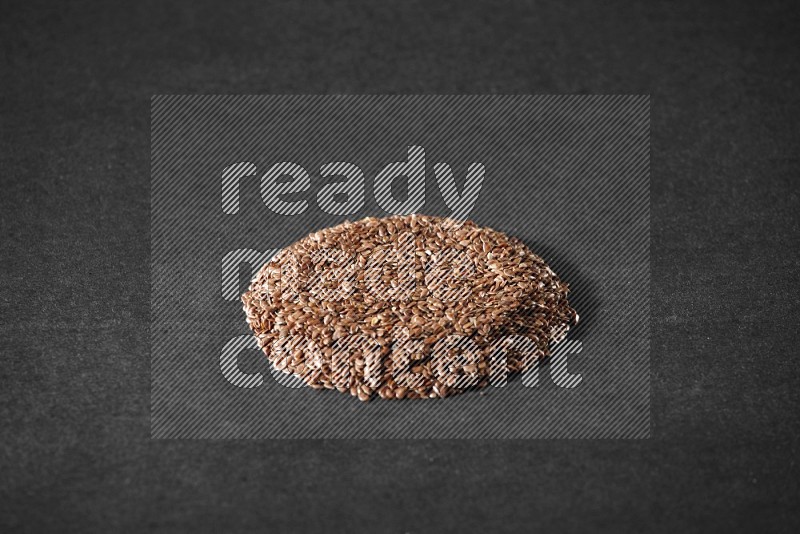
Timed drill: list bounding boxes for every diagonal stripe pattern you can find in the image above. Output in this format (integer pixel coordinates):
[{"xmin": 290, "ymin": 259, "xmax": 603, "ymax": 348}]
[{"xmin": 151, "ymin": 95, "xmax": 649, "ymax": 439}]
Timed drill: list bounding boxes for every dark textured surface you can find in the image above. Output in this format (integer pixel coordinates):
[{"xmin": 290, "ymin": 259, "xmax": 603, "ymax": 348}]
[{"xmin": 1, "ymin": 0, "xmax": 798, "ymax": 531}]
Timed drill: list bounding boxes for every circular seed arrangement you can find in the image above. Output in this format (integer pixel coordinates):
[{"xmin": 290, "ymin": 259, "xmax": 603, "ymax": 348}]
[{"xmin": 242, "ymin": 214, "xmax": 577, "ymax": 401}]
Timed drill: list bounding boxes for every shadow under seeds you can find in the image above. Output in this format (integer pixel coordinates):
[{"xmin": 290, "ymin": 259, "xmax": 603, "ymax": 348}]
[
  {"xmin": 489, "ymin": 238, "xmax": 600, "ymax": 387},
  {"xmin": 520, "ymin": 238, "xmax": 600, "ymax": 342}
]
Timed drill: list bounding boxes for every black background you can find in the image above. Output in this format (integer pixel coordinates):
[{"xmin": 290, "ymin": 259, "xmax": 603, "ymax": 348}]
[{"xmin": 1, "ymin": 0, "xmax": 798, "ymax": 532}]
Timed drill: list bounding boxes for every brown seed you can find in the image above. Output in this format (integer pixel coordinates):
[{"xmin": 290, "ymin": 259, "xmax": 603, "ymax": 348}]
[{"xmin": 241, "ymin": 214, "xmax": 577, "ymax": 401}]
